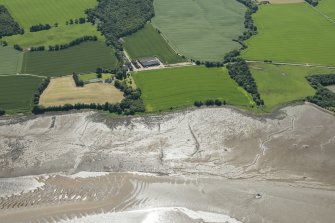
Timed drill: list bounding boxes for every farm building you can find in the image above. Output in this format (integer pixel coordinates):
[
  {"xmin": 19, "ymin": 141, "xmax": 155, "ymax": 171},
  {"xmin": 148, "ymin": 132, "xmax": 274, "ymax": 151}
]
[{"xmin": 138, "ymin": 57, "xmax": 161, "ymax": 68}]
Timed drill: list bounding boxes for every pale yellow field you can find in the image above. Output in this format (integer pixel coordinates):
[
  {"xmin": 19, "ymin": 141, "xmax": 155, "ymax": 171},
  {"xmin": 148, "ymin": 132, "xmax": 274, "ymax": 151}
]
[{"xmin": 40, "ymin": 76, "xmax": 124, "ymax": 107}]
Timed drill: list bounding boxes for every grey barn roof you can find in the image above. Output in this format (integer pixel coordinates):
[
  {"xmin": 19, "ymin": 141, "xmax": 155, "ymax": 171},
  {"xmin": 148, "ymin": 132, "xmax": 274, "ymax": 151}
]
[{"xmin": 138, "ymin": 57, "xmax": 160, "ymax": 67}]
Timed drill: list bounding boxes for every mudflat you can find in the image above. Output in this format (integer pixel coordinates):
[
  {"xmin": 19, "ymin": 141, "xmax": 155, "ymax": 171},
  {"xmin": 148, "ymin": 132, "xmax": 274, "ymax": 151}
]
[{"xmin": 0, "ymin": 103, "xmax": 334, "ymax": 222}]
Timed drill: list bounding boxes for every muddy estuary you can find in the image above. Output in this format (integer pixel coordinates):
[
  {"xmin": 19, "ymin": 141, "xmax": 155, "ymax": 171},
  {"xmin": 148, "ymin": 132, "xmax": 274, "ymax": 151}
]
[{"xmin": 0, "ymin": 103, "xmax": 334, "ymax": 222}]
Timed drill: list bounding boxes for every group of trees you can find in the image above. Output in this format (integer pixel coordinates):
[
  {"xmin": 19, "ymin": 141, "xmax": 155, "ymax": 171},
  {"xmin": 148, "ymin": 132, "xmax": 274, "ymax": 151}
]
[
  {"xmin": 33, "ymin": 78, "xmax": 50, "ymax": 105},
  {"xmin": 73, "ymin": 73, "xmax": 84, "ymax": 87},
  {"xmin": 0, "ymin": 40, "xmax": 8, "ymax": 46},
  {"xmin": 0, "ymin": 108, "xmax": 5, "ymax": 116},
  {"xmin": 236, "ymin": 0, "xmax": 258, "ymax": 42},
  {"xmin": 227, "ymin": 58, "xmax": 264, "ymax": 106},
  {"xmin": 306, "ymin": 74, "xmax": 335, "ymax": 111},
  {"xmin": 66, "ymin": 17, "xmax": 87, "ymax": 25},
  {"xmin": 30, "ymin": 24, "xmax": 51, "ymax": 32},
  {"xmin": 194, "ymin": 99, "xmax": 227, "ymax": 107},
  {"xmin": 30, "ymin": 46, "xmax": 45, "ymax": 51},
  {"xmin": 305, "ymin": 0, "xmax": 318, "ymax": 6},
  {"xmin": 48, "ymin": 35, "xmax": 97, "ymax": 51},
  {"xmin": 13, "ymin": 44, "xmax": 23, "ymax": 51},
  {"xmin": 0, "ymin": 5, "xmax": 24, "ymax": 38},
  {"xmin": 86, "ymin": 0, "xmax": 155, "ymax": 50}
]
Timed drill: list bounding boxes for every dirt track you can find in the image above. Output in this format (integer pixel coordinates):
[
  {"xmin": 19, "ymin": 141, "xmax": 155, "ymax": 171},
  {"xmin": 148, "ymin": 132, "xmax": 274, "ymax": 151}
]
[{"xmin": 0, "ymin": 104, "xmax": 334, "ymax": 222}]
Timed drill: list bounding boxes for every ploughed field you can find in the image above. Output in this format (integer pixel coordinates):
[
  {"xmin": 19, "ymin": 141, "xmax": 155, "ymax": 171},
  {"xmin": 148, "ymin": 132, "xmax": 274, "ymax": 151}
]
[
  {"xmin": 124, "ymin": 23, "xmax": 184, "ymax": 64},
  {"xmin": 133, "ymin": 66, "xmax": 253, "ymax": 112},
  {"xmin": 242, "ymin": 3, "xmax": 335, "ymax": 66},
  {"xmin": 39, "ymin": 76, "xmax": 123, "ymax": 107},
  {"xmin": 152, "ymin": 0, "xmax": 246, "ymax": 61},
  {"xmin": 21, "ymin": 42, "xmax": 118, "ymax": 76}
]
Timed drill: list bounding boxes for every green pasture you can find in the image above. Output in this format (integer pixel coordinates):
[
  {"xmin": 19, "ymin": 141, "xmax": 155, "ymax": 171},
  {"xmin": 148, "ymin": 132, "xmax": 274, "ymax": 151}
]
[
  {"xmin": 0, "ymin": 46, "xmax": 22, "ymax": 74},
  {"xmin": 124, "ymin": 24, "xmax": 184, "ymax": 64},
  {"xmin": 2, "ymin": 24, "xmax": 103, "ymax": 48},
  {"xmin": 0, "ymin": 75, "xmax": 43, "ymax": 114},
  {"xmin": 21, "ymin": 42, "xmax": 118, "ymax": 77},
  {"xmin": 152, "ymin": 0, "xmax": 246, "ymax": 61},
  {"xmin": 318, "ymin": 0, "xmax": 335, "ymax": 20},
  {"xmin": 249, "ymin": 63, "xmax": 335, "ymax": 111},
  {"xmin": 0, "ymin": 0, "xmax": 97, "ymax": 30},
  {"xmin": 133, "ymin": 66, "xmax": 252, "ymax": 112},
  {"xmin": 242, "ymin": 3, "xmax": 335, "ymax": 66}
]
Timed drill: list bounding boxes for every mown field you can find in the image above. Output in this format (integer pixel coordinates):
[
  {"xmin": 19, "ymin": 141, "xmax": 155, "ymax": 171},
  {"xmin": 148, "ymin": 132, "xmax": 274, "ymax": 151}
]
[
  {"xmin": 40, "ymin": 76, "xmax": 123, "ymax": 107},
  {"xmin": 2, "ymin": 24, "xmax": 103, "ymax": 49},
  {"xmin": 0, "ymin": 46, "xmax": 22, "ymax": 74},
  {"xmin": 124, "ymin": 24, "xmax": 184, "ymax": 64},
  {"xmin": 318, "ymin": 0, "xmax": 335, "ymax": 20},
  {"xmin": 0, "ymin": 0, "xmax": 97, "ymax": 30},
  {"xmin": 133, "ymin": 66, "xmax": 252, "ymax": 112},
  {"xmin": 152, "ymin": 0, "xmax": 246, "ymax": 61},
  {"xmin": 79, "ymin": 73, "xmax": 112, "ymax": 83},
  {"xmin": 242, "ymin": 3, "xmax": 335, "ymax": 66},
  {"xmin": 0, "ymin": 76, "xmax": 43, "ymax": 114},
  {"xmin": 21, "ymin": 42, "xmax": 118, "ymax": 76},
  {"xmin": 250, "ymin": 63, "xmax": 335, "ymax": 111}
]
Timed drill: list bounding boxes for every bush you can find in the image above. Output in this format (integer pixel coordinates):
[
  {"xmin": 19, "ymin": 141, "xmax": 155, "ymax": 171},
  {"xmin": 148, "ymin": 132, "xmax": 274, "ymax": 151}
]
[
  {"xmin": 30, "ymin": 24, "xmax": 51, "ymax": 32},
  {"xmin": 214, "ymin": 99, "xmax": 222, "ymax": 106},
  {"xmin": 194, "ymin": 101, "xmax": 203, "ymax": 107},
  {"xmin": 205, "ymin": 99, "xmax": 215, "ymax": 106},
  {"xmin": 0, "ymin": 109, "xmax": 5, "ymax": 116},
  {"xmin": 305, "ymin": 0, "xmax": 318, "ymax": 6}
]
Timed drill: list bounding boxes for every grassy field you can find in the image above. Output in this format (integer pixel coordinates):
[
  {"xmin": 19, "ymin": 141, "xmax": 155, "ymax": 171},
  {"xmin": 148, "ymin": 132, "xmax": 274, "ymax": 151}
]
[
  {"xmin": 2, "ymin": 24, "xmax": 104, "ymax": 48},
  {"xmin": 40, "ymin": 76, "xmax": 123, "ymax": 107},
  {"xmin": 124, "ymin": 24, "xmax": 184, "ymax": 64},
  {"xmin": 0, "ymin": 46, "xmax": 23, "ymax": 75},
  {"xmin": 21, "ymin": 42, "xmax": 118, "ymax": 77},
  {"xmin": 249, "ymin": 63, "xmax": 335, "ymax": 111},
  {"xmin": 318, "ymin": 0, "xmax": 335, "ymax": 20},
  {"xmin": 0, "ymin": 0, "xmax": 97, "ymax": 30},
  {"xmin": 242, "ymin": 3, "xmax": 335, "ymax": 66},
  {"xmin": 0, "ymin": 76, "xmax": 43, "ymax": 114},
  {"xmin": 133, "ymin": 66, "xmax": 252, "ymax": 112},
  {"xmin": 152, "ymin": 0, "xmax": 246, "ymax": 61}
]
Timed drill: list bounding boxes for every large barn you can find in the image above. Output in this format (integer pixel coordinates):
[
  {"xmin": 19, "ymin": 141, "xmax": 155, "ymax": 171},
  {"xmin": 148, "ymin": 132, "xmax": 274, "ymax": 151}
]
[{"xmin": 138, "ymin": 57, "xmax": 161, "ymax": 68}]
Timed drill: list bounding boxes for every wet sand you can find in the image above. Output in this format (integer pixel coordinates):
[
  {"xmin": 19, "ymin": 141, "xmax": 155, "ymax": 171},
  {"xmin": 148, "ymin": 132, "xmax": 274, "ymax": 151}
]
[{"xmin": 0, "ymin": 104, "xmax": 334, "ymax": 222}]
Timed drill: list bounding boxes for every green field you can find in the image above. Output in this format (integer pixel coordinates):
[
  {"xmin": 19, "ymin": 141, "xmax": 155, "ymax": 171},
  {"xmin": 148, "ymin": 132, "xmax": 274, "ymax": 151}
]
[
  {"xmin": 2, "ymin": 24, "xmax": 103, "ymax": 49},
  {"xmin": 133, "ymin": 66, "xmax": 252, "ymax": 112},
  {"xmin": 0, "ymin": 76, "xmax": 43, "ymax": 114},
  {"xmin": 21, "ymin": 42, "xmax": 118, "ymax": 76},
  {"xmin": 0, "ymin": 0, "xmax": 97, "ymax": 30},
  {"xmin": 124, "ymin": 24, "xmax": 184, "ymax": 64},
  {"xmin": 250, "ymin": 63, "xmax": 335, "ymax": 111},
  {"xmin": 152, "ymin": 0, "xmax": 246, "ymax": 61},
  {"xmin": 242, "ymin": 3, "xmax": 335, "ymax": 66},
  {"xmin": 318, "ymin": 0, "xmax": 335, "ymax": 20},
  {"xmin": 0, "ymin": 46, "xmax": 22, "ymax": 74}
]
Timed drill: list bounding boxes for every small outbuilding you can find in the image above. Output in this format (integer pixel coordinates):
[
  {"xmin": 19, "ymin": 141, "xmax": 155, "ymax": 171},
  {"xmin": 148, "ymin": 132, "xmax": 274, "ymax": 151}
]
[{"xmin": 138, "ymin": 57, "xmax": 161, "ymax": 68}]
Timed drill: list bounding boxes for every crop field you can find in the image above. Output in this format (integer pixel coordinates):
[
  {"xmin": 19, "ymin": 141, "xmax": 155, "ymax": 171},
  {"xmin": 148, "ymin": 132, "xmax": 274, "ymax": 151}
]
[
  {"xmin": 0, "ymin": 0, "xmax": 97, "ymax": 30},
  {"xmin": 0, "ymin": 76, "xmax": 43, "ymax": 114},
  {"xmin": 249, "ymin": 63, "xmax": 335, "ymax": 111},
  {"xmin": 242, "ymin": 3, "xmax": 335, "ymax": 66},
  {"xmin": 133, "ymin": 66, "xmax": 252, "ymax": 112},
  {"xmin": 124, "ymin": 24, "xmax": 184, "ymax": 64},
  {"xmin": 39, "ymin": 76, "xmax": 123, "ymax": 107},
  {"xmin": 0, "ymin": 46, "xmax": 22, "ymax": 75},
  {"xmin": 318, "ymin": 0, "xmax": 335, "ymax": 20},
  {"xmin": 152, "ymin": 0, "xmax": 246, "ymax": 61},
  {"xmin": 21, "ymin": 42, "xmax": 118, "ymax": 77},
  {"xmin": 2, "ymin": 24, "xmax": 103, "ymax": 49}
]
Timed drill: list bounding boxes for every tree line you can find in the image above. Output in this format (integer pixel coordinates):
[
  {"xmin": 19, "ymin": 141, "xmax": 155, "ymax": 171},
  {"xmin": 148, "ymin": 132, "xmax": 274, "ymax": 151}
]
[
  {"xmin": 0, "ymin": 5, "xmax": 24, "ymax": 38},
  {"xmin": 66, "ymin": 17, "xmax": 87, "ymax": 25},
  {"xmin": 30, "ymin": 24, "xmax": 51, "ymax": 32},
  {"xmin": 306, "ymin": 74, "xmax": 335, "ymax": 112},
  {"xmin": 194, "ymin": 99, "xmax": 227, "ymax": 107},
  {"xmin": 236, "ymin": 0, "xmax": 258, "ymax": 42},
  {"xmin": 73, "ymin": 73, "xmax": 84, "ymax": 87},
  {"xmin": 48, "ymin": 35, "xmax": 98, "ymax": 51},
  {"xmin": 227, "ymin": 58, "xmax": 264, "ymax": 106},
  {"xmin": 33, "ymin": 78, "xmax": 50, "ymax": 105}
]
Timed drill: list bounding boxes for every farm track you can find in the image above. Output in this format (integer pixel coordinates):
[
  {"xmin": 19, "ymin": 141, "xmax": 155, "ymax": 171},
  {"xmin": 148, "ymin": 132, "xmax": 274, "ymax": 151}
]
[{"xmin": 246, "ymin": 60, "xmax": 335, "ymax": 69}]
